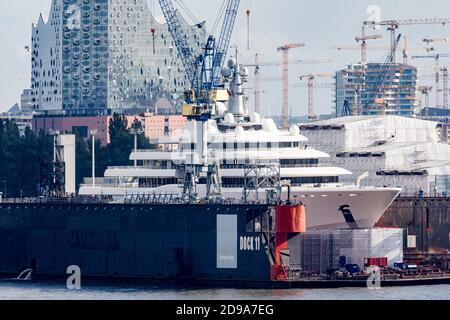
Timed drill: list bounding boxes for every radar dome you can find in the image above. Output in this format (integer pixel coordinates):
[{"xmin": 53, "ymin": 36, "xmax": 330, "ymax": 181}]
[
  {"xmin": 262, "ymin": 119, "xmax": 278, "ymax": 133},
  {"xmin": 290, "ymin": 125, "xmax": 300, "ymax": 136},
  {"xmin": 221, "ymin": 67, "xmax": 232, "ymax": 79},
  {"xmin": 235, "ymin": 125, "xmax": 245, "ymax": 137},
  {"xmin": 216, "ymin": 102, "xmax": 228, "ymax": 115},
  {"xmin": 228, "ymin": 58, "xmax": 236, "ymax": 68},
  {"xmin": 179, "ymin": 129, "xmax": 192, "ymax": 143},
  {"xmin": 249, "ymin": 112, "xmax": 261, "ymax": 123},
  {"xmin": 224, "ymin": 113, "xmax": 235, "ymax": 124},
  {"xmin": 240, "ymin": 67, "xmax": 249, "ymax": 77}
]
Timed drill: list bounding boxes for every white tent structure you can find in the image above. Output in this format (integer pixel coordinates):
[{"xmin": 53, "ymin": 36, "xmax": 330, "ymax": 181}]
[{"xmin": 300, "ymin": 115, "xmax": 450, "ymax": 196}]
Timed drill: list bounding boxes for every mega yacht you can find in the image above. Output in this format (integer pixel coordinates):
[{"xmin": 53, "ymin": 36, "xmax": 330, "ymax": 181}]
[{"xmin": 79, "ymin": 60, "xmax": 401, "ymax": 229}]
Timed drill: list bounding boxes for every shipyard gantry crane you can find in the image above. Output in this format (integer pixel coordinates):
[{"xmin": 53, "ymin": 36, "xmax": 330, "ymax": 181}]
[
  {"xmin": 364, "ymin": 18, "xmax": 450, "ymax": 63},
  {"xmin": 298, "ymin": 73, "xmax": 334, "ymax": 121},
  {"xmin": 159, "ymin": 0, "xmax": 240, "ymax": 90},
  {"xmin": 158, "ymin": 0, "xmax": 197, "ymax": 82},
  {"xmin": 158, "ymin": 0, "xmax": 240, "ymax": 200},
  {"xmin": 212, "ymin": 0, "xmax": 240, "ymax": 84},
  {"xmin": 277, "ymin": 43, "xmax": 305, "ymax": 129},
  {"xmin": 412, "ymin": 53, "xmax": 450, "ymax": 108}
]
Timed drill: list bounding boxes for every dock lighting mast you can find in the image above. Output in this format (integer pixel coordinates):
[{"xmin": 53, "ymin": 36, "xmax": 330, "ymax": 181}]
[
  {"xmin": 277, "ymin": 43, "xmax": 305, "ymax": 129},
  {"xmin": 130, "ymin": 128, "xmax": 144, "ymax": 167},
  {"xmin": 90, "ymin": 129, "xmax": 98, "ymax": 187}
]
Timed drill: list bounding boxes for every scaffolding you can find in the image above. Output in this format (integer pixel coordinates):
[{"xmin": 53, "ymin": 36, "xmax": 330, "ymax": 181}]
[{"xmin": 242, "ymin": 160, "xmax": 281, "ymax": 204}]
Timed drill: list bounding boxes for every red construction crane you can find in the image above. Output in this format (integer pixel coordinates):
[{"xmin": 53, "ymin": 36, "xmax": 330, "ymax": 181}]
[
  {"xmin": 298, "ymin": 73, "xmax": 334, "ymax": 120},
  {"xmin": 277, "ymin": 43, "xmax": 305, "ymax": 129},
  {"xmin": 412, "ymin": 53, "xmax": 450, "ymax": 108},
  {"xmin": 442, "ymin": 67, "xmax": 449, "ymax": 108},
  {"xmin": 332, "ymin": 45, "xmax": 432, "ymax": 51},
  {"xmin": 244, "ymin": 56, "xmax": 332, "ymax": 114},
  {"xmin": 364, "ymin": 18, "xmax": 450, "ymax": 62},
  {"xmin": 355, "ymin": 27, "xmax": 382, "ymax": 65}
]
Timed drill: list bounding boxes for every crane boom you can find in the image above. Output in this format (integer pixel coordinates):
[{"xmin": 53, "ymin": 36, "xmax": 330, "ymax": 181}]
[
  {"xmin": 277, "ymin": 43, "xmax": 306, "ymax": 129},
  {"xmin": 412, "ymin": 53, "xmax": 450, "ymax": 108},
  {"xmin": 364, "ymin": 18, "xmax": 450, "ymax": 62},
  {"xmin": 158, "ymin": 0, "xmax": 196, "ymax": 83},
  {"xmin": 213, "ymin": 0, "xmax": 241, "ymax": 83}
]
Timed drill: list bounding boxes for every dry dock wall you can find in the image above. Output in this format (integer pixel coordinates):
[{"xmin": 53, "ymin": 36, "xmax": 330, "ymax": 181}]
[{"xmin": 379, "ymin": 197, "xmax": 450, "ymax": 252}]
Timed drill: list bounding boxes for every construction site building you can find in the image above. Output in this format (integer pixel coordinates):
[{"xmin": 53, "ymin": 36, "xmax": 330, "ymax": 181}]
[{"xmin": 336, "ymin": 63, "xmax": 419, "ymax": 117}]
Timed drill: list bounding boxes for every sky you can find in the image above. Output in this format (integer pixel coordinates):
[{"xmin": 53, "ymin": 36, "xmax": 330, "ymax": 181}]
[{"xmin": 2, "ymin": 0, "xmax": 450, "ymax": 116}]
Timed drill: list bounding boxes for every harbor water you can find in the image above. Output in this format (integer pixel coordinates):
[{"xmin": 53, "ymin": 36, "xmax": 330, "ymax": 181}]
[{"xmin": 0, "ymin": 280, "xmax": 448, "ymax": 300}]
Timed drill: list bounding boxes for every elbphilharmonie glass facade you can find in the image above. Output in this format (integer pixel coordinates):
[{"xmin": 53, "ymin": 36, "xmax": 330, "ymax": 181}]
[{"xmin": 31, "ymin": 0, "xmax": 205, "ymax": 114}]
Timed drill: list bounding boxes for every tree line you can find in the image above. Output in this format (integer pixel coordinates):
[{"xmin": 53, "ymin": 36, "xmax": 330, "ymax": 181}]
[{"xmin": 0, "ymin": 114, "xmax": 154, "ymax": 197}]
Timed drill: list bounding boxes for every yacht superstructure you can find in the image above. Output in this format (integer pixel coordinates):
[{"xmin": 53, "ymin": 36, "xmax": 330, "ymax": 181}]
[{"xmin": 79, "ymin": 59, "xmax": 401, "ymax": 229}]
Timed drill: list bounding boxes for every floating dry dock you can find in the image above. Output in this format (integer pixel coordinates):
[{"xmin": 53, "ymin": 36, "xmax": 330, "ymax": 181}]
[{"xmin": 0, "ymin": 197, "xmax": 448, "ymax": 288}]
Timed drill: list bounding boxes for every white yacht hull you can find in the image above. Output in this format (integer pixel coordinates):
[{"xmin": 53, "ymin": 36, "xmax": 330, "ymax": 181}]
[{"xmin": 79, "ymin": 185, "xmax": 401, "ymax": 229}]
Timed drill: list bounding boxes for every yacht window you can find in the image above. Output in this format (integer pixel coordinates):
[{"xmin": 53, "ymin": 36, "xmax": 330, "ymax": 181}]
[
  {"xmin": 280, "ymin": 159, "xmax": 319, "ymax": 168},
  {"xmin": 286, "ymin": 176, "xmax": 339, "ymax": 186},
  {"xmin": 222, "ymin": 177, "xmax": 246, "ymax": 188},
  {"xmin": 139, "ymin": 178, "xmax": 178, "ymax": 188},
  {"xmin": 279, "ymin": 142, "xmax": 292, "ymax": 148}
]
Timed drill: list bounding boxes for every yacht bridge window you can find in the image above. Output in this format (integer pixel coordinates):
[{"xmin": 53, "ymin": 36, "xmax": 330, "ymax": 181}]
[
  {"xmin": 280, "ymin": 159, "xmax": 319, "ymax": 168},
  {"xmin": 139, "ymin": 178, "xmax": 177, "ymax": 188}
]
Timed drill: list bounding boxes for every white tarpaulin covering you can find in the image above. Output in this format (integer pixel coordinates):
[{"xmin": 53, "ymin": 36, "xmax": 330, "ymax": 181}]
[
  {"xmin": 300, "ymin": 115, "xmax": 450, "ymax": 195},
  {"xmin": 290, "ymin": 228, "xmax": 404, "ymax": 273}
]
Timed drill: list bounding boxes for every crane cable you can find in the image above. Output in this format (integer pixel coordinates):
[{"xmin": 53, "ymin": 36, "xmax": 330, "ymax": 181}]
[
  {"xmin": 211, "ymin": 0, "xmax": 228, "ymax": 36},
  {"xmin": 174, "ymin": 0, "xmax": 199, "ymax": 26},
  {"xmin": 246, "ymin": 0, "xmax": 251, "ymax": 50}
]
